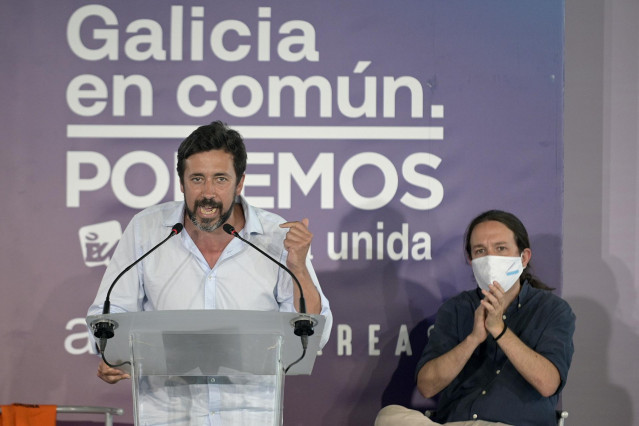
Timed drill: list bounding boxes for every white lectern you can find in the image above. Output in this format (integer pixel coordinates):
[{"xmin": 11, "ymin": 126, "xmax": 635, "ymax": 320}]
[{"xmin": 87, "ymin": 310, "xmax": 325, "ymax": 426}]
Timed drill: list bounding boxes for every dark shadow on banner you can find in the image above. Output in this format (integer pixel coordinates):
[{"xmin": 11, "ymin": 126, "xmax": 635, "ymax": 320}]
[{"xmin": 284, "ymin": 206, "xmax": 448, "ymax": 425}]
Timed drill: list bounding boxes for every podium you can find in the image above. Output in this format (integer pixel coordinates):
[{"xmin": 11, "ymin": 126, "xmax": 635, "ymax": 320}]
[{"xmin": 87, "ymin": 310, "xmax": 325, "ymax": 425}]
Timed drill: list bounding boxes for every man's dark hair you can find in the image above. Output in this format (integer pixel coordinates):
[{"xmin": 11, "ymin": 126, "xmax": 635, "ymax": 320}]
[
  {"xmin": 463, "ymin": 209, "xmax": 553, "ymax": 290},
  {"xmin": 176, "ymin": 121, "xmax": 247, "ymax": 185}
]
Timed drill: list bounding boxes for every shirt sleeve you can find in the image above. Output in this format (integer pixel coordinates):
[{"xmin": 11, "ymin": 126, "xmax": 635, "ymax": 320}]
[
  {"xmin": 275, "ymin": 250, "xmax": 333, "ymax": 350},
  {"xmin": 87, "ymin": 218, "xmax": 146, "ymax": 317},
  {"xmin": 532, "ymin": 297, "xmax": 576, "ymax": 394},
  {"xmin": 415, "ymin": 294, "xmax": 475, "ymax": 379}
]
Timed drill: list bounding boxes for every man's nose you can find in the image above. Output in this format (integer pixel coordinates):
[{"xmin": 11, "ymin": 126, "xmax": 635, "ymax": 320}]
[{"xmin": 202, "ymin": 179, "xmax": 217, "ymax": 197}]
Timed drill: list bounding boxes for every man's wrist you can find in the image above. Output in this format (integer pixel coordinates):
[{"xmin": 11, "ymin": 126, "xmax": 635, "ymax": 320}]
[
  {"xmin": 493, "ymin": 323, "xmax": 508, "ymax": 341},
  {"xmin": 465, "ymin": 333, "xmax": 483, "ymax": 347}
]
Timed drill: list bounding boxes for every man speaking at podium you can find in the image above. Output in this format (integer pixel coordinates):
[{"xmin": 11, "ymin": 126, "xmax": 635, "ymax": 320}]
[{"xmin": 87, "ymin": 121, "xmax": 332, "ymax": 423}]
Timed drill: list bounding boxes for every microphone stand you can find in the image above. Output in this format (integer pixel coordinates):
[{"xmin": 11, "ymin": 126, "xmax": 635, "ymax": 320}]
[
  {"xmin": 91, "ymin": 223, "xmax": 184, "ymax": 367},
  {"xmin": 222, "ymin": 223, "xmax": 317, "ymax": 373}
]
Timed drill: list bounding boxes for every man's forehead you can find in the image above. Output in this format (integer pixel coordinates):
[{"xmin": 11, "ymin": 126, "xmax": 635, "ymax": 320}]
[
  {"xmin": 185, "ymin": 148, "xmax": 231, "ymax": 158},
  {"xmin": 470, "ymin": 221, "xmax": 516, "ymax": 243},
  {"xmin": 471, "ymin": 239, "xmax": 512, "ymax": 247},
  {"xmin": 183, "ymin": 150, "xmax": 242, "ymax": 184},
  {"xmin": 185, "ymin": 150, "xmax": 233, "ymax": 166}
]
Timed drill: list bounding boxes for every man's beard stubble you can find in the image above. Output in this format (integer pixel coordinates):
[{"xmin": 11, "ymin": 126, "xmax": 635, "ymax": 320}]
[{"xmin": 186, "ymin": 196, "xmax": 235, "ymax": 232}]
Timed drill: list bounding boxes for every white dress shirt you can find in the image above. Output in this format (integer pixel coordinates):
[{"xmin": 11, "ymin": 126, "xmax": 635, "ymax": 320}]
[
  {"xmin": 88, "ymin": 196, "xmax": 332, "ymax": 347},
  {"xmin": 88, "ymin": 196, "xmax": 332, "ymax": 426}
]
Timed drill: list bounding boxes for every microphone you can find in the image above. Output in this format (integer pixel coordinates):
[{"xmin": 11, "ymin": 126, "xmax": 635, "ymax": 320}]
[
  {"xmin": 223, "ymin": 223, "xmax": 315, "ymax": 339},
  {"xmin": 92, "ymin": 223, "xmax": 184, "ymax": 343}
]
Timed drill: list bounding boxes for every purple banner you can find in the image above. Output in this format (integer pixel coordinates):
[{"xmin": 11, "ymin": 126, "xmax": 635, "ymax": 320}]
[{"xmin": 0, "ymin": 1, "xmax": 563, "ymax": 424}]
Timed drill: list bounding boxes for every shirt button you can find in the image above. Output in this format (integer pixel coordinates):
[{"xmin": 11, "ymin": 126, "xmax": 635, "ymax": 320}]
[
  {"xmin": 473, "ymin": 414, "xmax": 478, "ymax": 419},
  {"xmin": 481, "ymin": 390, "xmax": 487, "ymax": 395},
  {"xmin": 502, "ymin": 314, "xmax": 507, "ymax": 320},
  {"xmin": 518, "ymin": 303, "xmax": 522, "ymax": 308},
  {"xmin": 496, "ymin": 370, "xmax": 501, "ymax": 375}
]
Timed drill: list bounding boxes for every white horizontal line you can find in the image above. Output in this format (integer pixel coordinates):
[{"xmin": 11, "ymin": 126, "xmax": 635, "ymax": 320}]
[{"xmin": 66, "ymin": 125, "xmax": 443, "ymax": 140}]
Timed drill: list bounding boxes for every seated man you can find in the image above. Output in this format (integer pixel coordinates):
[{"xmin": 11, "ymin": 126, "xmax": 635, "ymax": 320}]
[{"xmin": 376, "ymin": 210, "xmax": 575, "ymax": 426}]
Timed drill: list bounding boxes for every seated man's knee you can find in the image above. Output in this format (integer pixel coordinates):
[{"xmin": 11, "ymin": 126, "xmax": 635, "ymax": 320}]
[{"xmin": 375, "ymin": 405, "xmax": 431, "ymax": 426}]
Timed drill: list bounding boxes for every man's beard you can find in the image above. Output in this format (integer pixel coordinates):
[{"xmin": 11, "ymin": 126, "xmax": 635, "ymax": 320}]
[{"xmin": 185, "ymin": 196, "xmax": 235, "ymax": 232}]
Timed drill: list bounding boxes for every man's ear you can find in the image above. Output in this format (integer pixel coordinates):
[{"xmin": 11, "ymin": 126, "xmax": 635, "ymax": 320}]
[
  {"xmin": 521, "ymin": 247, "xmax": 532, "ymax": 268},
  {"xmin": 235, "ymin": 174, "xmax": 245, "ymax": 195}
]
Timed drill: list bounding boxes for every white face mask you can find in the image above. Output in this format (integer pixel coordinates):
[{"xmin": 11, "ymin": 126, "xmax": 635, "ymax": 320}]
[{"xmin": 471, "ymin": 255, "xmax": 524, "ymax": 292}]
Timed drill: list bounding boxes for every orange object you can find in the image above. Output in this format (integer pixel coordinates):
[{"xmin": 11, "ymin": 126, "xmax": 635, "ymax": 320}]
[{"xmin": 0, "ymin": 404, "xmax": 57, "ymax": 426}]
